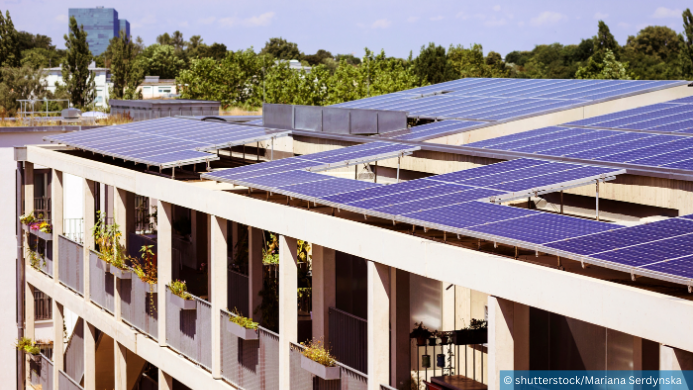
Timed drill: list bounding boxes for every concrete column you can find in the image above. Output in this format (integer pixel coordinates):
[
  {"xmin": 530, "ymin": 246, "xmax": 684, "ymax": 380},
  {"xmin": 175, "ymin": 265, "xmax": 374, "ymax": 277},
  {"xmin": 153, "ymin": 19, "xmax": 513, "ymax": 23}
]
[
  {"xmin": 159, "ymin": 370, "xmax": 173, "ymax": 390},
  {"xmin": 114, "ymin": 188, "xmax": 129, "ymax": 323},
  {"xmin": 25, "ymin": 284, "xmax": 35, "ymax": 384},
  {"xmin": 248, "ymin": 227, "xmax": 264, "ymax": 323},
  {"xmin": 455, "ymin": 286, "xmax": 472, "ymax": 329},
  {"xmin": 52, "ymin": 300, "xmax": 64, "ymax": 387},
  {"xmin": 210, "ymin": 215, "xmax": 228, "ymax": 379},
  {"xmin": 488, "ymin": 296, "xmax": 530, "ymax": 390},
  {"xmin": 114, "ymin": 342, "xmax": 127, "ymax": 390},
  {"xmin": 660, "ymin": 345, "xmax": 693, "ymax": 369},
  {"xmin": 52, "ymin": 170, "xmax": 63, "ymax": 281},
  {"xmin": 442, "ymin": 282, "xmax": 455, "ymax": 331},
  {"xmin": 367, "ymin": 261, "xmax": 390, "ymax": 390},
  {"xmin": 24, "ymin": 162, "xmax": 33, "ymax": 215},
  {"xmin": 83, "ymin": 179, "xmax": 96, "ymax": 301},
  {"xmin": 311, "ymin": 244, "xmax": 335, "ymax": 344},
  {"xmin": 391, "ymin": 268, "xmax": 410, "ymax": 388},
  {"xmin": 83, "ymin": 322, "xmax": 96, "ymax": 390},
  {"xmin": 157, "ymin": 201, "xmax": 172, "ymax": 347},
  {"xmin": 278, "ymin": 235, "xmax": 298, "ymax": 386}
]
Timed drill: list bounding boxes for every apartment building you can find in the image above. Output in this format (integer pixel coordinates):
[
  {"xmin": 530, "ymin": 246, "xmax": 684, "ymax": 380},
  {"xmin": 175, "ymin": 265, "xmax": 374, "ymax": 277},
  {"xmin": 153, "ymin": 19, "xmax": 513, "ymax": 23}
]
[
  {"xmin": 68, "ymin": 7, "xmax": 130, "ymax": 57},
  {"xmin": 14, "ymin": 78, "xmax": 693, "ymax": 390}
]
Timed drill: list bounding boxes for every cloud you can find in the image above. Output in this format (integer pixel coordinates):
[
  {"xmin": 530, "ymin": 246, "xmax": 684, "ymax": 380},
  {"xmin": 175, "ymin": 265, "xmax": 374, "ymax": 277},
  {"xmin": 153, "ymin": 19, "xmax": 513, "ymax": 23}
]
[
  {"xmin": 430, "ymin": 16, "xmax": 444, "ymax": 21},
  {"xmin": 198, "ymin": 17, "xmax": 216, "ymax": 25},
  {"xmin": 593, "ymin": 12, "xmax": 608, "ymax": 20},
  {"xmin": 371, "ymin": 19, "xmax": 391, "ymax": 29},
  {"xmin": 178, "ymin": 21, "xmax": 189, "ymax": 28},
  {"xmin": 219, "ymin": 12, "xmax": 275, "ymax": 27},
  {"xmin": 54, "ymin": 14, "xmax": 68, "ymax": 22},
  {"xmin": 484, "ymin": 17, "xmax": 507, "ymax": 26},
  {"xmin": 493, "ymin": 5, "xmax": 501, "ymax": 11},
  {"xmin": 652, "ymin": 7, "xmax": 681, "ymax": 18},
  {"xmin": 407, "ymin": 16, "xmax": 419, "ymax": 23},
  {"xmin": 530, "ymin": 11, "xmax": 566, "ymax": 26},
  {"xmin": 456, "ymin": 12, "xmax": 470, "ymax": 20}
]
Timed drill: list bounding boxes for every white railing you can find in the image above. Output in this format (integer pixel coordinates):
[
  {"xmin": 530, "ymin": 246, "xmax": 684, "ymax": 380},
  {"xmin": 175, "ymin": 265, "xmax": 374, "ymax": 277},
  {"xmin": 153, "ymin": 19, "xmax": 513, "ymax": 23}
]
[{"xmin": 63, "ymin": 218, "xmax": 83, "ymax": 243}]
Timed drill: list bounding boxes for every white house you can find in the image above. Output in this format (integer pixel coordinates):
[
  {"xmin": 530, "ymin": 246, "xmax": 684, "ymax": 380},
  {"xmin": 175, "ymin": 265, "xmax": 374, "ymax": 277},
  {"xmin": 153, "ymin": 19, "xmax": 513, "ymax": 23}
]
[
  {"xmin": 136, "ymin": 76, "xmax": 178, "ymax": 99},
  {"xmin": 43, "ymin": 62, "xmax": 112, "ymax": 109}
]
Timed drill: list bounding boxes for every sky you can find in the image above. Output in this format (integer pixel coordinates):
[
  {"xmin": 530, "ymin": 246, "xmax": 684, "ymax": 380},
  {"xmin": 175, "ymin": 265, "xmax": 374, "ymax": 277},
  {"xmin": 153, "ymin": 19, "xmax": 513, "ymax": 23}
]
[{"xmin": 3, "ymin": 0, "xmax": 692, "ymax": 58}]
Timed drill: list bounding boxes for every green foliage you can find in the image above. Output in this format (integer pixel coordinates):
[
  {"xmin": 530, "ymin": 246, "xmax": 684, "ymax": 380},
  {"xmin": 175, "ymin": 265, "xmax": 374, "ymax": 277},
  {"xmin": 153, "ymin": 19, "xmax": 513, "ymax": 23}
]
[
  {"xmin": 264, "ymin": 62, "xmax": 330, "ymax": 105},
  {"xmin": 680, "ymin": 8, "xmax": 693, "ymax": 79},
  {"xmin": 15, "ymin": 337, "xmax": 39, "ymax": 355},
  {"xmin": 0, "ymin": 65, "xmax": 47, "ymax": 115},
  {"xmin": 413, "ymin": 42, "xmax": 456, "ymax": 84},
  {"xmin": 138, "ymin": 44, "xmax": 185, "ymax": 79},
  {"xmin": 0, "ymin": 10, "xmax": 20, "ymax": 68},
  {"xmin": 105, "ymin": 31, "xmax": 144, "ymax": 99},
  {"xmin": 594, "ymin": 20, "xmax": 620, "ymax": 59},
  {"xmin": 575, "ymin": 49, "xmax": 632, "ymax": 80},
  {"xmin": 133, "ymin": 245, "xmax": 157, "ymax": 284},
  {"xmin": 447, "ymin": 44, "xmax": 510, "ymax": 78},
  {"xmin": 300, "ymin": 339, "xmax": 336, "ymax": 367},
  {"xmin": 467, "ymin": 318, "xmax": 488, "ymax": 330},
  {"xmin": 91, "ymin": 211, "xmax": 130, "ymax": 270},
  {"xmin": 228, "ymin": 307, "xmax": 259, "ymax": 329},
  {"xmin": 260, "ymin": 37, "xmax": 302, "ymax": 60},
  {"xmin": 262, "ymin": 233, "xmax": 279, "ymax": 265},
  {"xmin": 62, "ymin": 16, "xmax": 96, "ymax": 108},
  {"xmin": 304, "ymin": 49, "xmax": 333, "ymax": 66},
  {"xmin": 170, "ymin": 280, "xmax": 192, "ymax": 300}
]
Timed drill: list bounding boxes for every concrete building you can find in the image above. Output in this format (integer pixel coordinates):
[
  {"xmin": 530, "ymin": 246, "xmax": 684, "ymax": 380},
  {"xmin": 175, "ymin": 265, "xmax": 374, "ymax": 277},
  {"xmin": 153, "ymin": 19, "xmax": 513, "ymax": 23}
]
[
  {"xmin": 12, "ymin": 78, "xmax": 693, "ymax": 390},
  {"xmin": 136, "ymin": 76, "xmax": 178, "ymax": 99},
  {"xmin": 68, "ymin": 7, "xmax": 130, "ymax": 57},
  {"xmin": 43, "ymin": 63, "xmax": 112, "ymax": 109}
]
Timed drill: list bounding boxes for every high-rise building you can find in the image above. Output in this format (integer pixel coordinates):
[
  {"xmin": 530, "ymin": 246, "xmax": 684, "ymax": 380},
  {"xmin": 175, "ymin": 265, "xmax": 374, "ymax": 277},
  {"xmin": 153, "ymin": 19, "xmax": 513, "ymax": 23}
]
[{"xmin": 68, "ymin": 7, "xmax": 130, "ymax": 56}]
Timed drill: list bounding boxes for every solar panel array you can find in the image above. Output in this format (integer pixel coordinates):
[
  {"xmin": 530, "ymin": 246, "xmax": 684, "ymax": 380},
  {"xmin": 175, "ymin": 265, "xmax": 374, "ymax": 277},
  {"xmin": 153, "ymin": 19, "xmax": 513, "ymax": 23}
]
[
  {"xmin": 385, "ymin": 120, "xmax": 485, "ymax": 141},
  {"xmin": 44, "ymin": 117, "xmax": 289, "ymax": 168},
  {"xmin": 467, "ymin": 97, "xmax": 693, "ymax": 171},
  {"xmin": 334, "ymin": 79, "xmax": 683, "ymax": 126}
]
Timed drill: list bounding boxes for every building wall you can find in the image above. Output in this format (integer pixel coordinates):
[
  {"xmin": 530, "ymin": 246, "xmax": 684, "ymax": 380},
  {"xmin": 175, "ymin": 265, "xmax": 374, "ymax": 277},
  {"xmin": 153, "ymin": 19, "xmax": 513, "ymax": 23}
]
[
  {"xmin": 44, "ymin": 68, "xmax": 111, "ymax": 109},
  {"xmin": 68, "ymin": 8, "xmax": 118, "ymax": 57},
  {"xmin": 118, "ymin": 19, "xmax": 130, "ymax": 39}
]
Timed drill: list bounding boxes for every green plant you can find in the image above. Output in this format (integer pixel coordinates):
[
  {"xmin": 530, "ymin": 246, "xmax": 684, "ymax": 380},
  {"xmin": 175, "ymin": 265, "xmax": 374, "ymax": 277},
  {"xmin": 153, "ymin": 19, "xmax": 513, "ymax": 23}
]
[
  {"xmin": 170, "ymin": 280, "xmax": 192, "ymax": 300},
  {"xmin": 228, "ymin": 307, "xmax": 258, "ymax": 329},
  {"xmin": 262, "ymin": 233, "xmax": 279, "ymax": 264},
  {"xmin": 25, "ymin": 344, "xmax": 40, "ymax": 355},
  {"xmin": 15, "ymin": 337, "xmax": 39, "ymax": 355},
  {"xmin": 28, "ymin": 249, "xmax": 45, "ymax": 270},
  {"xmin": 92, "ymin": 211, "xmax": 130, "ymax": 270},
  {"xmin": 300, "ymin": 338, "xmax": 336, "ymax": 367},
  {"xmin": 133, "ymin": 245, "xmax": 157, "ymax": 284},
  {"xmin": 467, "ymin": 318, "xmax": 487, "ymax": 330},
  {"xmin": 20, "ymin": 212, "xmax": 35, "ymax": 225}
]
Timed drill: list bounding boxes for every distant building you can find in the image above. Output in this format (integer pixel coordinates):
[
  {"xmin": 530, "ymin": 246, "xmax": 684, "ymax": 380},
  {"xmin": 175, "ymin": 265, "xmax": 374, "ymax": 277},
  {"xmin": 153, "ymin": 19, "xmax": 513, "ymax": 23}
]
[
  {"xmin": 43, "ymin": 62, "xmax": 112, "ymax": 108},
  {"xmin": 136, "ymin": 76, "xmax": 178, "ymax": 99},
  {"xmin": 68, "ymin": 7, "xmax": 130, "ymax": 56}
]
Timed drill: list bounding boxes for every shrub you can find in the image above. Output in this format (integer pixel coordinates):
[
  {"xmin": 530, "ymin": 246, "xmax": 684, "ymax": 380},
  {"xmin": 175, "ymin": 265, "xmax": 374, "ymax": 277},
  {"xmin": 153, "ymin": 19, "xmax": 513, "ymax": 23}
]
[
  {"xmin": 300, "ymin": 339, "xmax": 336, "ymax": 367},
  {"xmin": 170, "ymin": 280, "xmax": 192, "ymax": 300},
  {"xmin": 228, "ymin": 307, "xmax": 258, "ymax": 329}
]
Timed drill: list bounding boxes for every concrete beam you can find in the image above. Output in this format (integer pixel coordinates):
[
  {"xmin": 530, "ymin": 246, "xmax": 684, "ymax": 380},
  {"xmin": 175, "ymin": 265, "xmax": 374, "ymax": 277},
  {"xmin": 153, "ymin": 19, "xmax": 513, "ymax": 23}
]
[
  {"xmin": 278, "ymin": 235, "xmax": 297, "ymax": 386},
  {"xmin": 368, "ymin": 261, "xmax": 390, "ymax": 390}
]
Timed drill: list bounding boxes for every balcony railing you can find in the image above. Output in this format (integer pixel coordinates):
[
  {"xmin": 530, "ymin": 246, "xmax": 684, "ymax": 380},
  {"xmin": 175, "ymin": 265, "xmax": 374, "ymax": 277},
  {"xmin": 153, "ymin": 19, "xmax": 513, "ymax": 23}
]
[
  {"xmin": 89, "ymin": 251, "xmax": 115, "ymax": 313},
  {"xmin": 30, "ymin": 353, "xmax": 54, "ymax": 390},
  {"xmin": 59, "ymin": 370, "xmax": 84, "ymax": 390},
  {"xmin": 219, "ymin": 309, "xmax": 279, "ymax": 389},
  {"xmin": 63, "ymin": 218, "xmax": 84, "ymax": 244},
  {"xmin": 121, "ymin": 276, "xmax": 158, "ymax": 340},
  {"xmin": 58, "ymin": 235, "xmax": 83, "ymax": 295},
  {"xmin": 64, "ymin": 318, "xmax": 84, "ymax": 385},
  {"xmin": 34, "ymin": 196, "xmax": 51, "ymax": 222},
  {"xmin": 329, "ymin": 307, "xmax": 368, "ymax": 374},
  {"xmin": 289, "ymin": 342, "xmax": 368, "ymax": 390},
  {"xmin": 165, "ymin": 288, "xmax": 212, "ymax": 370}
]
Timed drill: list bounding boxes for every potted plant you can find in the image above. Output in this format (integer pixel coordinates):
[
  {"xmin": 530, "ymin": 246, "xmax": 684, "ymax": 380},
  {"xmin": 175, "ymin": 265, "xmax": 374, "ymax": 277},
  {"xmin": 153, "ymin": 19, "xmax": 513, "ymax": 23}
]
[
  {"xmin": 299, "ymin": 339, "xmax": 340, "ymax": 380},
  {"xmin": 133, "ymin": 245, "xmax": 157, "ymax": 290},
  {"xmin": 169, "ymin": 280, "xmax": 196, "ymax": 310},
  {"xmin": 226, "ymin": 308, "xmax": 259, "ymax": 340},
  {"xmin": 410, "ymin": 322, "xmax": 433, "ymax": 346},
  {"xmin": 15, "ymin": 337, "xmax": 41, "ymax": 363},
  {"xmin": 453, "ymin": 319, "xmax": 488, "ymax": 345}
]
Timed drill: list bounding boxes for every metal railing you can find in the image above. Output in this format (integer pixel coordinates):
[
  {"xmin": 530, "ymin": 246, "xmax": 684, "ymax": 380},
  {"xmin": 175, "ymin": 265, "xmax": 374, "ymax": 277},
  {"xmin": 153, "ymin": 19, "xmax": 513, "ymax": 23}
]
[
  {"xmin": 172, "ymin": 237, "xmax": 196, "ymax": 269},
  {"xmin": 219, "ymin": 309, "xmax": 279, "ymax": 390},
  {"xmin": 30, "ymin": 353, "xmax": 53, "ymax": 390},
  {"xmin": 121, "ymin": 276, "xmax": 158, "ymax": 340},
  {"xmin": 329, "ymin": 307, "xmax": 368, "ymax": 373},
  {"xmin": 89, "ymin": 251, "xmax": 114, "ymax": 313},
  {"xmin": 63, "ymin": 218, "xmax": 84, "ymax": 244},
  {"xmin": 34, "ymin": 290, "xmax": 52, "ymax": 321},
  {"xmin": 165, "ymin": 287, "xmax": 212, "ymax": 370},
  {"xmin": 64, "ymin": 318, "xmax": 84, "ymax": 384},
  {"xmin": 59, "ymin": 370, "xmax": 84, "ymax": 390},
  {"xmin": 34, "ymin": 197, "xmax": 51, "ymax": 222},
  {"xmin": 58, "ymin": 235, "xmax": 83, "ymax": 295},
  {"xmin": 412, "ymin": 342, "xmax": 487, "ymax": 386},
  {"xmin": 289, "ymin": 342, "xmax": 368, "ymax": 390},
  {"xmin": 380, "ymin": 385, "xmax": 398, "ymax": 390},
  {"xmin": 228, "ymin": 269, "xmax": 250, "ymax": 316}
]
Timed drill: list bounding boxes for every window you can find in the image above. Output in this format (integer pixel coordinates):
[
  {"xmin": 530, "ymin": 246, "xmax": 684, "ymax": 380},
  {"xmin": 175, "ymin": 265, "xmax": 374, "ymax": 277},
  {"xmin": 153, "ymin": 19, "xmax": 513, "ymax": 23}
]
[{"xmin": 158, "ymin": 87, "xmax": 171, "ymax": 93}]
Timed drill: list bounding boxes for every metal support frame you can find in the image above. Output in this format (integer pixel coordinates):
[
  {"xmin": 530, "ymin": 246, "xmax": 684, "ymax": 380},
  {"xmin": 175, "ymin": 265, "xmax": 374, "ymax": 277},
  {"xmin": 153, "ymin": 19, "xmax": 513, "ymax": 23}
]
[
  {"xmin": 271, "ymin": 137, "xmax": 274, "ymax": 161},
  {"xmin": 596, "ymin": 181, "xmax": 600, "ymax": 221},
  {"xmin": 396, "ymin": 157, "xmax": 401, "ymax": 183}
]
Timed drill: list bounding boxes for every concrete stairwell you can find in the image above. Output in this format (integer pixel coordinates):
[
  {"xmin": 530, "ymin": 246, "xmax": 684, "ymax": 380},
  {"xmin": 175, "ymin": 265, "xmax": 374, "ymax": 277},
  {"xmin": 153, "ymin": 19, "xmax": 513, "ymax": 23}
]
[{"xmin": 93, "ymin": 332, "xmax": 146, "ymax": 390}]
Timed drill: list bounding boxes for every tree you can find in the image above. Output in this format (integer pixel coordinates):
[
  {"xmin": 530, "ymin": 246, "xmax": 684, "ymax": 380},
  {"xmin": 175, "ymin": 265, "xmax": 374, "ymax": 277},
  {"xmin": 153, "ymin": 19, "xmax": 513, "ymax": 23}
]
[
  {"xmin": 260, "ymin": 37, "xmax": 301, "ymax": 60},
  {"xmin": 138, "ymin": 44, "xmax": 185, "ymax": 79},
  {"xmin": 304, "ymin": 49, "xmax": 333, "ymax": 66},
  {"xmin": 412, "ymin": 43, "xmax": 455, "ymax": 84},
  {"xmin": 335, "ymin": 54, "xmax": 361, "ymax": 65},
  {"xmin": 623, "ymin": 26, "xmax": 679, "ymax": 80},
  {"xmin": 0, "ymin": 10, "xmax": 20, "ymax": 68},
  {"xmin": 575, "ymin": 49, "xmax": 632, "ymax": 79},
  {"xmin": 203, "ymin": 43, "xmax": 227, "ymax": 60},
  {"xmin": 594, "ymin": 20, "xmax": 620, "ymax": 59},
  {"xmin": 680, "ymin": 8, "xmax": 693, "ymax": 79},
  {"xmin": 447, "ymin": 44, "xmax": 510, "ymax": 78},
  {"xmin": 171, "ymin": 31, "xmax": 185, "ymax": 52},
  {"xmin": 0, "ymin": 65, "xmax": 47, "ymax": 115},
  {"xmin": 62, "ymin": 16, "xmax": 96, "ymax": 108},
  {"xmin": 105, "ymin": 30, "xmax": 143, "ymax": 99},
  {"xmin": 264, "ymin": 62, "xmax": 330, "ymax": 105},
  {"xmin": 156, "ymin": 32, "xmax": 172, "ymax": 46}
]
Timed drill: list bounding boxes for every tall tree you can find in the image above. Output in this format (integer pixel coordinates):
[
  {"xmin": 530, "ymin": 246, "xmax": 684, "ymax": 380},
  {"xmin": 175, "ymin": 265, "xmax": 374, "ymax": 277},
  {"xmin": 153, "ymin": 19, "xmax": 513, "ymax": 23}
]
[
  {"xmin": 138, "ymin": 44, "xmax": 185, "ymax": 79},
  {"xmin": 575, "ymin": 49, "xmax": 632, "ymax": 79},
  {"xmin": 304, "ymin": 49, "xmax": 333, "ymax": 66},
  {"xmin": 171, "ymin": 31, "xmax": 185, "ymax": 52},
  {"xmin": 105, "ymin": 30, "xmax": 143, "ymax": 99},
  {"xmin": 0, "ymin": 65, "xmax": 47, "ymax": 115},
  {"xmin": 680, "ymin": 8, "xmax": 693, "ymax": 79},
  {"xmin": 156, "ymin": 32, "xmax": 172, "ymax": 46},
  {"xmin": 412, "ymin": 43, "xmax": 455, "ymax": 84},
  {"xmin": 62, "ymin": 16, "xmax": 96, "ymax": 108},
  {"xmin": 260, "ymin": 37, "xmax": 301, "ymax": 60},
  {"xmin": 0, "ymin": 10, "xmax": 21, "ymax": 68},
  {"xmin": 594, "ymin": 20, "xmax": 620, "ymax": 59}
]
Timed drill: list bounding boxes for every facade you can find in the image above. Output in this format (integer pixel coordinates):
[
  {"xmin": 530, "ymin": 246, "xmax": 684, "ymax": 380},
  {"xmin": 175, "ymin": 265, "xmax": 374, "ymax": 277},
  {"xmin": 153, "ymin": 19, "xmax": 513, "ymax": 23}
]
[
  {"xmin": 43, "ymin": 63, "xmax": 112, "ymax": 109},
  {"xmin": 68, "ymin": 7, "xmax": 130, "ymax": 56},
  {"xmin": 12, "ymin": 78, "xmax": 693, "ymax": 390},
  {"xmin": 136, "ymin": 76, "xmax": 179, "ymax": 99}
]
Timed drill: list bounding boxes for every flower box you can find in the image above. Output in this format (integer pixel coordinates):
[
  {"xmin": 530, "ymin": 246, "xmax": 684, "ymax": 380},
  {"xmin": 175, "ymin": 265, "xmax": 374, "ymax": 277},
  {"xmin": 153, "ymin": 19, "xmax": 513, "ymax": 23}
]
[
  {"xmin": 28, "ymin": 353, "xmax": 41, "ymax": 364},
  {"xmin": 300, "ymin": 355, "xmax": 340, "ymax": 380},
  {"xmin": 453, "ymin": 328, "xmax": 487, "ymax": 345},
  {"xmin": 171, "ymin": 293, "xmax": 196, "ymax": 310},
  {"xmin": 226, "ymin": 321, "xmax": 258, "ymax": 340},
  {"xmin": 110, "ymin": 267, "xmax": 132, "ymax": 280},
  {"xmin": 96, "ymin": 257, "xmax": 109, "ymax": 272},
  {"xmin": 22, "ymin": 224, "xmax": 53, "ymax": 241}
]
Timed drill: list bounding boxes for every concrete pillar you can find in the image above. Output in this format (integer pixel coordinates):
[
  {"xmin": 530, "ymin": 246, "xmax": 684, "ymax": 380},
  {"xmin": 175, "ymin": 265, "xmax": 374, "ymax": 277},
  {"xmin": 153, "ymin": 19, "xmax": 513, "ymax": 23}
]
[
  {"xmin": 210, "ymin": 216, "xmax": 228, "ymax": 379},
  {"xmin": 278, "ymin": 235, "xmax": 298, "ymax": 386},
  {"xmin": 83, "ymin": 179, "xmax": 96, "ymax": 301},
  {"xmin": 84, "ymin": 322, "xmax": 96, "ymax": 390},
  {"xmin": 114, "ymin": 188, "xmax": 129, "ymax": 323},
  {"xmin": 24, "ymin": 162, "xmax": 33, "ymax": 215},
  {"xmin": 455, "ymin": 286, "xmax": 472, "ymax": 329},
  {"xmin": 660, "ymin": 345, "xmax": 693, "ymax": 369},
  {"xmin": 52, "ymin": 170, "xmax": 63, "ymax": 281},
  {"xmin": 488, "ymin": 296, "xmax": 530, "ymax": 390},
  {"xmin": 157, "ymin": 201, "xmax": 172, "ymax": 347},
  {"xmin": 52, "ymin": 300, "xmax": 64, "ymax": 387},
  {"xmin": 25, "ymin": 284, "xmax": 34, "ymax": 384},
  {"xmin": 442, "ymin": 282, "xmax": 455, "ymax": 331},
  {"xmin": 159, "ymin": 370, "xmax": 173, "ymax": 390},
  {"xmin": 391, "ymin": 268, "xmax": 410, "ymax": 388},
  {"xmin": 114, "ymin": 342, "xmax": 127, "ymax": 390},
  {"xmin": 311, "ymin": 244, "xmax": 335, "ymax": 344},
  {"xmin": 248, "ymin": 227, "xmax": 264, "ymax": 323},
  {"xmin": 367, "ymin": 261, "xmax": 390, "ymax": 390}
]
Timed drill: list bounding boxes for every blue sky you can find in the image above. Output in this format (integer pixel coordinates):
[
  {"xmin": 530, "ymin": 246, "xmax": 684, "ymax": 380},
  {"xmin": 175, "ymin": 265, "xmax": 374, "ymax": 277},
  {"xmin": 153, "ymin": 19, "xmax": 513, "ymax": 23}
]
[{"xmin": 3, "ymin": 0, "xmax": 692, "ymax": 58}]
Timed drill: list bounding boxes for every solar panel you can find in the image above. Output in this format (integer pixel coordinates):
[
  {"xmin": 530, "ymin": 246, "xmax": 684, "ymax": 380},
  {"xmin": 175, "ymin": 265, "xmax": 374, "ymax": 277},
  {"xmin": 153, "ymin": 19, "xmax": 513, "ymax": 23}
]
[
  {"xmin": 278, "ymin": 178, "xmax": 380, "ymax": 198},
  {"xmin": 401, "ymin": 202, "xmax": 535, "ymax": 230},
  {"xmin": 321, "ymin": 179, "xmax": 440, "ymax": 204},
  {"xmin": 592, "ymin": 234, "xmax": 693, "ymax": 267},
  {"xmin": 347, "ymin": 183, "xmax": 474, "ymax": 210},
  {"xmin": 375, "ymin": 188, "xmax": 505, "ymax": 215},
  {"xmin": 237, "ymin": 170, "xmax": 329, "ymax": 188},
  {"xmin": 387, "ymin": 120, "xmax": 484, "ymax": 141},
  {"xmin": 640, "ymin": 255, "xmax": 693, "ymax": 278}
]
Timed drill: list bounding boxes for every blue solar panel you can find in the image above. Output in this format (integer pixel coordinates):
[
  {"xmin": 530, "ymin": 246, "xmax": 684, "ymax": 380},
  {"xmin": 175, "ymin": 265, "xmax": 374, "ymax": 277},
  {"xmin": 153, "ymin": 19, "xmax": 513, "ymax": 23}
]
[
  {"xmin": 278, "ymin": 178, "xmax": 380, "ymax": 198},
  {"xmin": 389, "ymin": 120, "xmax": 484, "ymax": 141},
  {"xmin": 239, "ymin": 170, "xmax": 329, "ymax": 187},
  {"xmin": 403, "ymin": 202, "xmax": 535, "ymax": 229},
  {"xmin": 348, "ymin": 183, "xmax": 473, "ymax": 210},
  {"xmin": 321, "ymin": 179, "xmax": 440, "ymax": 204},
  {"xmin": 510, "ymin": 130, "xmax": 611, "ymax": 153},
  {"xmin": 427, "ymin": 159, "xmax": 551, "ymax": 184},
  {"xmin": 592, "ymin": 234, "xmax": 693, "ymax": 267},
  {"xmin": 490, "ymin": 166, "xmax": 616, "ymax": 192},
  {"xmin": 454, "ymin": 162, "xmax": 579, "ymax": 187},
  {"xmin": 468, "ymin": 127, "xmax": 568, "ymax": 149},
  {"xmin": 668, "ymin": 96, "xmax": 693, "ymax": 105},
  {"xmin": 640, "ymin": 255, "xmax": 693, "ymax": 278},
  {"xmin": 375, "ymin": 188, "xmax": 505, "ymax": 215},
  {"xmin": 537, "ymin": 132, "xmax": 651, "ymax": 157},
  {"xmin": 664, "ymin": 159, "xmax": 693, "ymax": 170},
  {"xmin": 481, "ymin": 128, "xmax": 591, "ymax": 150}
]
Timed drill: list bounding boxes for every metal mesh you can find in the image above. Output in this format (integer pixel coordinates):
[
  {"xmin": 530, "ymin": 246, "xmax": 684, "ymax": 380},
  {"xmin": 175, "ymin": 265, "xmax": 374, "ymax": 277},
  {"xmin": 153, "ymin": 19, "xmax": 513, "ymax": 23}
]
[
  {"xmin": 30, "ymin": 354, "xmax": 54, "ymax": 390},
  {"xmin": 329, "ymin": 307, "xmax": 367, "ymax": 373},
  {"xmin": 165, "ymin": 288, "xmax": 212, "ymax": 370},
  {"xmin": 260, "ymin": 327, "xmax": 280, "ymax": 390},
  {"xmin": 59, "ymin": 370, "xmax": 84, "ymax": 390},
  {"xmin": 121, "ymin": 277, "xmax": 158, "ymax": 340},
  {"xmin": 64, "ymin": 318, "xmax": 84, "ymax": 384},
  {"xmin": 339, "ymin": 367, "xmax": 368, "ymax": 390},
  {"xmin": 290, "ymin": 343, "xmax": 314, "ymax": 390},
  {"xmin": 228, "ymin": 270, "xmax": 250, "ymax": 316},
  {"xmin": 380, "ymin": 385, "xmax": 397, "ymax": 390},
  {"xmin": 58, "ymin": 235, "xmax": 83, "ymax": 295},
  {"xmin": 89, "ymin": 251, "xmax": 114, "ymax": 313},
  {"xmin": 220, "ymin": 309, "xmax": 271, "ymax": 389},
  {"xmin": 290, "ymin": 342, "xmax": 369, "ymax": 390}
]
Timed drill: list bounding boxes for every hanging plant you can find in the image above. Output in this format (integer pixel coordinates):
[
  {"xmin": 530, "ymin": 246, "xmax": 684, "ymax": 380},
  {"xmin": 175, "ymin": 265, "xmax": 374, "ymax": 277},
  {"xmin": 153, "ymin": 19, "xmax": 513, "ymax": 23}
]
[{"xmin": 262, "ymin": 233, "xmax": 279, "ymax": 265}]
